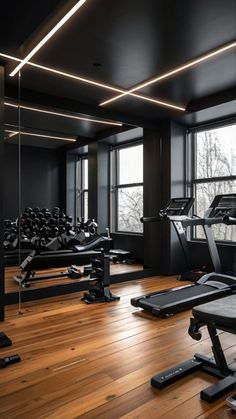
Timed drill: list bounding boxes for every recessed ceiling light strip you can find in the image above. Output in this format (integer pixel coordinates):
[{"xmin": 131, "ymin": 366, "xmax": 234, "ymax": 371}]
[
  {"xmin": 99, "ymin": 40, "xmax": 236, "ymax": 106},
  {"xmin": 5, "ymin": 129, "xmax": 76, "ymax": 142},
  {"xmin": 4, "ymin": 102, "xmax": 123, "ymax": 126},
  {"xmin": 100, "ymin": 93, "xmax": 185, "ymax": 111},
  {"xmin": 4, "ymin": 102, "xmax": 18, "ymax": 108},
  {"xmin": 6, "ymin": 131, "xmax": 18, "ymax": 138},
  {"xmin": 10, "ymin": 0, "xmax": 87, "ymax": 77},
  {"xmin": 26, "ymin": 61, "xmax": 185, "ymax": 109},
  {"xmin": 0, "ymin": 52, "xmax": 185, "ymax": 111},
  {"xmin": 0, "ymin": 52, "xmax": 125, "ymax": 93}
]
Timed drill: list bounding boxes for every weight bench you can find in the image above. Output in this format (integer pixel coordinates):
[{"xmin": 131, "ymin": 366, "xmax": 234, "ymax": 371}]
[{"xmin": 151, "ymin": 295, "xmax": 236, "ymax": 403}]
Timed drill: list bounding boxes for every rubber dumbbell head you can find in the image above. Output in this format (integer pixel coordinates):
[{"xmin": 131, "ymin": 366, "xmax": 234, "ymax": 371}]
[
  {"xmin": 4, "ymin": 219, "xmax": 12, "ymax": 229},
  {"xmin": 24, "ymin": 207, "xmax": 33, "ymax": 214}
]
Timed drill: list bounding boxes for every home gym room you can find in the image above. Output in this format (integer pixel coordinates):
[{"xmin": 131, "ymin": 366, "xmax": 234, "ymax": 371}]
[{"xmin": 0, "ymin": 0, "xmax": 236, "ymax": 417}]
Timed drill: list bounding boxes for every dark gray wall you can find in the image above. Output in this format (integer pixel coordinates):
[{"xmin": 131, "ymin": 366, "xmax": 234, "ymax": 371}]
[
  {"xmin": 0, "ymin": 66, "xmax": 4, "ymax": 321},
  {"xmin": 143, "ymin": 128, "xmax": 162, "ymax": 269},
  {"xmin": 111, "ymin": 233, "xmax": 143, "ymax": 261},
  {"xmin": 4, "ymin": 143, "xmax": 61, "ymax": 220},
  {"xmin": 3, "ymin": 143, "xmax": 18, "ymax": 221},
  {"xmin": 161, "ymin": 121, "xmax": 187, "ymax": 275},
  {"xmin": 189, "ymin": 241, "xmax": 236, "ymax": 276},
  {"xmin": 142, "ymin": 122, "xmax": 187, "ymax": 274},
  {"xmin": 88, "ymin": 141, "xmax": 109, "ymax": 233},
  {"xmin": 66, "ymin": 152, "xmax": 77, "ymax": 223}
]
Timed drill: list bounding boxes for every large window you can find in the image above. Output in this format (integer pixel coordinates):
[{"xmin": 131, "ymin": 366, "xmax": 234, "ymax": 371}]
[
  {"xmin": 191, "ymin": 123, "xmax": 236, "ymax": 241},
  {"xmin": 111, "ymin": 143, "xmax": 143, "ymax": 233},
  {"xmin": 76, "ymin": 157, "xmax": 88, "ymax": 220}
]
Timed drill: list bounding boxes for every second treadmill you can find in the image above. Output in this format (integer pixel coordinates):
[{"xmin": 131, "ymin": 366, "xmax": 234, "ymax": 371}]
[{"xmin": 131, "ymin": 194, "xmax": 236, "ymax": 317}]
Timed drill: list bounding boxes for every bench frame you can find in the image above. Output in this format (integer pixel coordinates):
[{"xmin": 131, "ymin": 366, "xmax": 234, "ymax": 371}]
[{"xmin": 151, "ymin": 311, "xmax": 236, "ymax": 403}]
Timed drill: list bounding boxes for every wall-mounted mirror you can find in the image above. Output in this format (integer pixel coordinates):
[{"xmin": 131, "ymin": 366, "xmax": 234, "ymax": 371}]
[{"xmin": 3, "ymin": 87, "xmax": 143, "ymax": 305}]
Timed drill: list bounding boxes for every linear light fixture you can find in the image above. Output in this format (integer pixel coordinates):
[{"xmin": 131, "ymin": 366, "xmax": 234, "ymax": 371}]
[
  {"xmin": 5, "ymin": 130, "xmax": 18, "ymax": 139},
  {"xmin": 100, "ymin": 94, "xmax": 185, "ymax": 110},
  {"xmin": 0, "ymin": 52, "xmax": 125, "ymax": 93},
  {"xmin": 4, "ymin": 102, "xmax": 123, "ymax": 126},
  {"xmin": 5, "ymin": 129, "xmax": 76, "ymax": 142},
  {"xmin": 99, "ymin": 39, "xmax": 236, "ymax": 107},
  {"xmin": 0, "ymin": 52, "xmax": 185, "ymax": 111},
  {"xmin": 10, "ymin": 0, "xmax": 87, "ymax": 77}
]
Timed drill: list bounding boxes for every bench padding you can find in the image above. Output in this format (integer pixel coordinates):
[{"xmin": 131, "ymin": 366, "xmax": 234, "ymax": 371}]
[{"xmin": 192, "ymin": 295, "xmax": 236, "ymax": 328}]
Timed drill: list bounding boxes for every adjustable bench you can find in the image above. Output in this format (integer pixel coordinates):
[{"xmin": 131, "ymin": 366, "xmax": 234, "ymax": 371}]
[{"xmin": 151, "ymin": 295, "xmax": 236, "ymax": 403}]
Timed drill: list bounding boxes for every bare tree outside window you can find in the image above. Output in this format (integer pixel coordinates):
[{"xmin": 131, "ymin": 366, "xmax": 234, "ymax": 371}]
[
  {"xmin": 118, "ymin": 186, "xmax": 143, "ymax": 232},
  {"xmin": 112, "ymin": 143, "xmax": 143, "ymax": 233},
  {"xmin": 194, "ymin": 125, "xmax": 236, "ymax": 241},
  {"xmin": 76, "ymin": 157, "xmax": 88, "ymax": 220}
]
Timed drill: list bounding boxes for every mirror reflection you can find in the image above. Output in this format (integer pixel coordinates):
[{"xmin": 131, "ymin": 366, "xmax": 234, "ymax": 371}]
[{"xmin": 3, "ymin": 97, "xmax": 143, "ymax": 299}]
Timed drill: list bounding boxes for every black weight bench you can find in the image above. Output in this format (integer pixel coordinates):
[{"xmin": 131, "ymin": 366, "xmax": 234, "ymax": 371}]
[
  {"xmin": 14, "ymin": 249, "xmax": 119, "ymax": 303},
  {"xmin": 151, "ymin": 295, "xmax": 236, "ymax": 403},
  {"xmin": 15, "ymin": 250, "xmax": 102, "ymax": 286}
]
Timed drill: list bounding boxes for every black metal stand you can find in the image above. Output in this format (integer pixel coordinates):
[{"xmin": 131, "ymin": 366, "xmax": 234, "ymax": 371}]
[
  {"xmin": 82, "ymin": 254, "xmax": 120, "ymax": 303},
  {"xmin": 151, "ymin": 321, "xmax": 236, "ymax": 403}
]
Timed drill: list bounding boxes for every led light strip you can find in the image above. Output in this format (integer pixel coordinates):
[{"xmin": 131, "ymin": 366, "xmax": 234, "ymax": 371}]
[
  {"xmin": 10, "ymin": 0, "xmax": 87, "ymax": 77},
  {"xmin": 5, "ymin": 129, "xmax": 76, "ymax": 142},
  {"xmin": 5, "ymin": 131, "xmax": 18, "ymax": 138},
  {"xmin": 99, "ymin": 40, "xmax": 236, "ymax": 106},
  {"xmin": 4, "ymin": 102, "xmax": 123, "ymax": 126},
  {"xmin": 0, "ymin": 52, "xmax": 185, "ymax": 111}
]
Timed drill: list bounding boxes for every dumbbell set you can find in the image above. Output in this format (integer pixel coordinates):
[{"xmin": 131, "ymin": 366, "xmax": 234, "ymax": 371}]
[{"xmin": 4, "ymin": 207, "xmax": 98, "ymax": 252}]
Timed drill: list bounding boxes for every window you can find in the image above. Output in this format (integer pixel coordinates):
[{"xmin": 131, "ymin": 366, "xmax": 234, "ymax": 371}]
[
  {"xmin": 111, "ymin": 143, "xmax": 143, "ymax": 233},
  {"xmin": 76, "ymin": 157, "xmax": 88, "ymax": 220},
  {"xmin": 190, "ymin": 123, "xmax": 236, "ymax": 241}
]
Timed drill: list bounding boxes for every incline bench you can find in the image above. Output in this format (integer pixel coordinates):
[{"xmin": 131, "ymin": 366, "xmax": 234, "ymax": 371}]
[{"xmin": 151, "ymin": 295, "xmax": 236, "ymax": 403}]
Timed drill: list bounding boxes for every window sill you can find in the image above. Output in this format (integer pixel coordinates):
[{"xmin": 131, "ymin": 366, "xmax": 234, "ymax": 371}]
[{"xmin": 111, "ymin": 232, "xmax": 143, "ymax": 237}]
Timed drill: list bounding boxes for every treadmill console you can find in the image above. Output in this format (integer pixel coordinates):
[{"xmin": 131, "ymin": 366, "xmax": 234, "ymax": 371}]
[
  {"xmin": 161, "ymin": 197, "xmax": 194, "ymax": 217},
  {"xmin": 208, "ymin": 194, "xmax": 236, "ymax": 218}
]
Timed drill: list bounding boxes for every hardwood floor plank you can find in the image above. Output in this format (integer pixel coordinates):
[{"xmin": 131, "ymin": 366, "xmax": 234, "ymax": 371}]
[{"xmin": 0, "ymin": 275, "xmax": 235, "ymax": 419}]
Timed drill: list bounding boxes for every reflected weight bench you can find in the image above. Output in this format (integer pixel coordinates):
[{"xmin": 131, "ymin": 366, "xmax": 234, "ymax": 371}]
[
  {"xmin": 15, "ymin": 249, "xmax": 120, "ymax": 303},
  {"xmin": 151, "ymin": 295, "xmax": 236, "ymax": 403}
]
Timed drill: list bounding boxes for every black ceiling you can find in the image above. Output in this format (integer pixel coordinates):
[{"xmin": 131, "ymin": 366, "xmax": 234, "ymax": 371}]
[{"xmin": 1, "ymin": 0, "xmax": 236, "ymax": 148}]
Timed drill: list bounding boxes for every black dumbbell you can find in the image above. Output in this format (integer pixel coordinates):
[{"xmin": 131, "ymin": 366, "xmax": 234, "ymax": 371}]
[
  {"xmin": 4, "ymin": 219, "xmax": 12, "ymax": 229},
  {"xmin": 66, "ymin": 215, "xmax": 73, "ymax": 224},
  {"xmin": 0, "ymin": 354, "xmax": 21, "ymax": 368},
  {"xmin": 44, "ymin": 211, "xmax": 52, "ymax": 219},
  {"xmin": 24, "ymin": 207, "xmax": 33, "ymax": 214}
]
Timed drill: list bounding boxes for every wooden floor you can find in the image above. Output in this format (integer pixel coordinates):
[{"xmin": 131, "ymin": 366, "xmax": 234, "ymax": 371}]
[{"xmin": 1, "ymin": 276, "xmax": 236, "ymax": 418}]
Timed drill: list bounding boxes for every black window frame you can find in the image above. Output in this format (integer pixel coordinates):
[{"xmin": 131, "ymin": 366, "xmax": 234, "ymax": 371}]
[
  {"xmin": 110, "ymin": 140, "xmax": 143, "ymax": 235},
  {"xmin": 76, "ymin": 156, "xmax": 88, "ymax": 220},
  {"xmin": 188, "ymin": 119, "xmax": 236, "ymax": 243}
]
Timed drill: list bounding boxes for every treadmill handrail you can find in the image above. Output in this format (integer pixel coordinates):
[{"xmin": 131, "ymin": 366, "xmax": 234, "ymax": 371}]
[
  {"xmin": 223, "ymin": 215, "xmax": 236, "ymax": 225},
  {"xmin": 197, "ymin": 272, "xmax": 236, "ymax": 286},
  {"xmin": 140, "ymin": 216, "xmax": 161, "ymax": 223}
]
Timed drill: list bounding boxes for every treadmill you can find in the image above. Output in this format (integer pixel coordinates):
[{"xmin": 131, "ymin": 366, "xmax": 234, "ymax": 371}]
[{"xmin": 131, "ymin": 194, "xmax": 236, "ymax": 317}]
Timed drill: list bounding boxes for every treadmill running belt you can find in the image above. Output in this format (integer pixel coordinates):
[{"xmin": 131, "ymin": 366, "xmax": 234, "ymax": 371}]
[
  {"xmin": 139, "ymin": 285, "xmax": 220, "ymax": 306},
  {"xmin": 141, "ymin": 284, "xmax": 215, "ymax": 306},
  {"xmin": 136, "ymin": 283, "xmax": 230, "ymax": 316}
]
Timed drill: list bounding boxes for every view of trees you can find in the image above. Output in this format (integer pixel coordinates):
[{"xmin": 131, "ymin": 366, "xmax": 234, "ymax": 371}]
[
  {"xmin": 195, "ymin": 127, "xmax": 236, "ymax": 241},
  {"xmin": 116, "ymin": 126, "xmax": 236, "ymax": 238},
  {"xmin": 118, "ymin": 186, "xmax": 143, "ymax": 233},
  {"xmin": 116, "ymin": 144, "xmax": 143, "ymax": 233}
]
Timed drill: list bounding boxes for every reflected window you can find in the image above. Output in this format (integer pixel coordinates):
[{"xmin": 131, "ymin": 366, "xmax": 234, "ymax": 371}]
[
  {"xmin": 77, "ymin": 157, "xmax": 88, "ymax": 220},
  {"xmin": 111, "ymin": 143, "xmax": 143, "ymax": 234}
]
